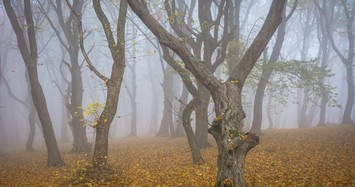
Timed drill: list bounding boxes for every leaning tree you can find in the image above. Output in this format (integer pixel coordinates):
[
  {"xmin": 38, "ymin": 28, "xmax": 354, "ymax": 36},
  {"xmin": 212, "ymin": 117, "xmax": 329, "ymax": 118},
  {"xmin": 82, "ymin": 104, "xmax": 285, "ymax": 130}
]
[
  {"xmin": 3, "ymin": 0, "xmax": 64, "ymax": 167},
  {"xmin": 128, "ymin": 0, "xmax": 286, "ymax": 186}
]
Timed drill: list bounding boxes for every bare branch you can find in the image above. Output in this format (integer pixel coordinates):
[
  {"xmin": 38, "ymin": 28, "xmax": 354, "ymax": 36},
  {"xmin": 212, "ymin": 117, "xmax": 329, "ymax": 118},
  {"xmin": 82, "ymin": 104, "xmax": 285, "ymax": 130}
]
[{"xmin": 64, "ymin": 0, "xmax": 109, "ymax": 82}]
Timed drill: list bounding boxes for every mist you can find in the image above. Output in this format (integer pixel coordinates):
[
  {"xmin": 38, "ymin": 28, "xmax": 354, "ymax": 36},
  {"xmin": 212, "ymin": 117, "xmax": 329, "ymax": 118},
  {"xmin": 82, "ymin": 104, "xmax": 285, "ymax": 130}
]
[{"xmin": 0, "ymin": 0, "xmax": 354, "ymax": 186}]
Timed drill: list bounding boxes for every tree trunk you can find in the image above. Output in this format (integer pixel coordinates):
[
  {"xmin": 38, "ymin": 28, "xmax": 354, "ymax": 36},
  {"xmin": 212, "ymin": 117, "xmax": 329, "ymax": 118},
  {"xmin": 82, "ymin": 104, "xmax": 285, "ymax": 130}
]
[
  {"xmin": 299, "ymin": 88, "xmax": 310, "ymax": 128},
  {"xmin": 128, "ymin": 20, "xmax": 138, "ymax": 136},
  {"xmin": 93, "ymin": 121, "xmax": 110, "ymax": 167},
  {"xmin": 149, "ymin": 87, "xmax": 159, "ymax": 134},
  {"xmin": 182, "ymin": 98, "xmax": 204, "ymax": 164},
  {"xmin": 174, "ymin": 85, "xmax": 188, "ymax": 137},
  {"xmin": 195, "ymin": 85, "xmax": 210, "ymax": 148},
  {"xmin": 342, "ymin": 67, "xmax": 355, "ymax": 124},
  {"xmin": 209, "ymin": 84, "xmax": 259, "ymax": 186},
  {"xmin": 26, "ymin": 103, "xmax": 36, "ymax": 152},
  {"xmin": 90, "ymin": 0, "xmax": 127, "ymax": 168},
  {"xmin": 267, "ymin": 95, "xmax": 274, "ymax": 129},
  {"xmin": 70, "ymin": 57, "xmax": 90, "ymax": 153},
  {"xmin": 156, "ymin": 65, "xmax": 174, "ymax": 137},
  {"xmin": 4, "ymin": 0, "xmax": 64, "ymax": 167},
  {"xmin": 60, "ymin": 99, "xmax": 70, "ymax": 143},
  {"xmin": 316, "ymin": 0, "xmax": 355, "ymax": 124},
  {"xmin": 315, "ymin": 2, "xmax": 330, "ymax": 126},
  {"xmin": 250, "ymin": 1, "xmax": 292, "ymax": 134}
]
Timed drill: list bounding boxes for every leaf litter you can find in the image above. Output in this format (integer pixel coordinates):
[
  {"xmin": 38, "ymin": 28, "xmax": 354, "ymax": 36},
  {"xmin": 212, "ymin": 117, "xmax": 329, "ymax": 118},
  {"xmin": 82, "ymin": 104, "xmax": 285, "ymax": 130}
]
[{"xmin": 0, "ymin": 125, "xmax": 354, "ymax": 186}]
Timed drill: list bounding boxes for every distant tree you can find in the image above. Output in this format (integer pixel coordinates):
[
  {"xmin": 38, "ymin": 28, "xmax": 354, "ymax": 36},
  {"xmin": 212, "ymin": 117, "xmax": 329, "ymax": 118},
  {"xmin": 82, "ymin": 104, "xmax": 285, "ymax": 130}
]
[
  {"xmin": 295, "ymin": 1, "xmax": 318, "ymax": 127},
  {"xmin": 3, "ymin": 0, "xmax": 64, "ymax": 167},
  {"xmin": 156, "ymin": 55, "xmax": 175, "ymax": 137},
  {"xmin": 1, "ymin": 71, "xmax": 39, "ymax": 152},
  {"xmin": 0, "ymin": 24, "xmax": 40, "ymax": 152},
  {"xmin": 317, "ymin": 0, "xmax": 355, "ymax": 124},
  {"xmin": 315, "ymin": 0, "xmax": 333, "ymax": 126},
  {"xmin": 38, "ymin": 0, "xmax": 91, "ymax": 153},
  {"xmin": 128, "ymin": 0, "xmax": 285, "ymax": 186},
  {"xmin": 128, "ymin": 10, "xmax": 203, "ymax": 163},
  {"xmin": 125, "ymin": 17, "xmax": 138, "ymax": 137},
  {"xmin": 174, "ymin": 84, "xmax": 188, "ymax": 137},
  {"xmin": 250, "ymin": 0, "xmax": 297, "ymax": 134}
]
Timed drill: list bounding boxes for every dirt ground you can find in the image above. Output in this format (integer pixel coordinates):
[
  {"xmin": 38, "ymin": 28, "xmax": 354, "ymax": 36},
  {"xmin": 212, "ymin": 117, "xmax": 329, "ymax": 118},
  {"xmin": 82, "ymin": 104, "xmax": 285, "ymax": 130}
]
[{"xmin": 0, "ymin": 125, "xmax": 354, "ymax": 186}]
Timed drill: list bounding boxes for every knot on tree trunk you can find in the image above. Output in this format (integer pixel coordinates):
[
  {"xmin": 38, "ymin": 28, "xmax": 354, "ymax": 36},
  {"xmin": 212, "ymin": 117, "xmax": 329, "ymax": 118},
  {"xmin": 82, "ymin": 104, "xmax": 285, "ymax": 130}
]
[{"xmin": 243, "ymin": 132, "xmax": 259, "ymax": 153}]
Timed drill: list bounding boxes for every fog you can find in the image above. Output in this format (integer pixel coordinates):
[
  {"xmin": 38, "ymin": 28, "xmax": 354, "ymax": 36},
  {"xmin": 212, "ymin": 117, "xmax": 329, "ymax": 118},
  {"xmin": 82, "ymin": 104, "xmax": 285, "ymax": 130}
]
[{"xmin": 0, "ymin": 0, "xmax": 353, "ymax": 154}]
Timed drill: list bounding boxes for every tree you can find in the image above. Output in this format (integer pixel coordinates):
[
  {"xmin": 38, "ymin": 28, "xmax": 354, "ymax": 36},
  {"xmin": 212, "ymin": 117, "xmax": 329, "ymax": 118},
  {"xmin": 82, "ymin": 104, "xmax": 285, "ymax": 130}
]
[
  {"xmin": 68, "ymin": 0, "xmax": 127, "ymax": 169},
  {"xmin": 250, "ymin": 0, "xmax": 297, "ymax": 134},
  {"xmin": 0, "ymin": 25, "xmax": 39, "ymax": 152},
  {"xmin": 156, "ymin": 51, "xmax": 175, "ymax": 137},
  {"xmin": 125, "ymin": 26, "xmax": 138, "ymax": 137},
  {"xmin": 127, "ymin": 0, "xmax": 286, "ymax": 186},
  {"xmin": 295, "ymin": 1, "xmax": 318, "ymax": 127},
  {"xmin": 315, "ymin": 0, "xmax": 333, "ymax": 126},
  {"xmin": 317, "ymin": 0, "xmax": 355, "ymax": 124},
  {"xmin": 1, "ymin": 71, "xmax": 39, "ymax": 152},
  {"xmin": 3, "ymin": 0, "xmax": 64, "ymax": 167},
  {"xmin": 39, "ymin": 0, "xmax": 91, "ymax": 153}
]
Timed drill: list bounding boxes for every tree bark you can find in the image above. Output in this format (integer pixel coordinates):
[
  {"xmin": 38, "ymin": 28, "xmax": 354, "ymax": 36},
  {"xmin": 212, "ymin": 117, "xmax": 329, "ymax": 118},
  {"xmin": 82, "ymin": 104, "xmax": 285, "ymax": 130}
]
[
  {"xmin": 182, "ymin": 98, "xmax": 204, "ymax": 164},
  {"xmin": 90, "ymin": 0, "xmax": 127, "ymax": 168},
  {"xmin": 4, "ymin": 0, "xmax": 64, "ymax": 167},
  {"xmin": 209, "ymin": 84, "xmax": 259, "ymax": 186},
  {"xmin": 195, "ymin": 85, "xmax": 210, "ymax": 148}
]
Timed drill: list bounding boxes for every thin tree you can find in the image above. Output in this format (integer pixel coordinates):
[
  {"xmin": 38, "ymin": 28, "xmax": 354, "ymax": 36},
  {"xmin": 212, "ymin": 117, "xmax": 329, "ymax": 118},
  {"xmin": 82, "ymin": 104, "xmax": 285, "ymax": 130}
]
[
  {"xmin": 317, "ymin": 0, "xmax": 355, "ymax": 124},
  {"xmin": 67, "ymin": 0, "xmax": 128, "ymax": 169},
  {"xmin": 250, "ymin": 0, "xmax": 297, "ymax": 134},
  {"xmin": 3, "ymin": 0, "xmax": 64, "ymax": 167},
  {"xmin": 38, "ymin": 0, "xmax": 91, "ymax": 153}
]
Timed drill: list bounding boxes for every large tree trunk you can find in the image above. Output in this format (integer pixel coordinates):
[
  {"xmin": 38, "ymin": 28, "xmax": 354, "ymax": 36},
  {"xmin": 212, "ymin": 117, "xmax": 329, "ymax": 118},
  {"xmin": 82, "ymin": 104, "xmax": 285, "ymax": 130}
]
[
  {"xmin": 4, "ymin": 0, "xmax": 64, "ymax": 167},
  {"xmin": 209, "ymin": 84, "xmax": 259, "ymax": 186}
]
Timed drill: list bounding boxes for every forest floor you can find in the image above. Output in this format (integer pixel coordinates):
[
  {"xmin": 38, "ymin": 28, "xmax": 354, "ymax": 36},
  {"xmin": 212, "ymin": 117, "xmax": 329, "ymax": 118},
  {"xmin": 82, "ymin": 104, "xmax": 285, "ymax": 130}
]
[{"xmin": 0, "ymin": 125, "xmax": 354, "ymax": 186}]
